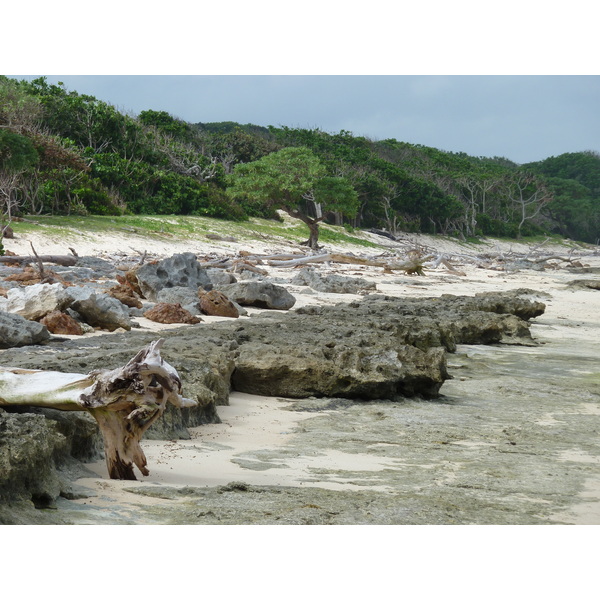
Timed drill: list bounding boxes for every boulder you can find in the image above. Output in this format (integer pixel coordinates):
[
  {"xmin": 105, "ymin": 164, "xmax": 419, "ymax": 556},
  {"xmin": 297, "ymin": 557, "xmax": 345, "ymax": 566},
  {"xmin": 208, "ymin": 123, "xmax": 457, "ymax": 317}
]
[
  {"xmin": 0, "ymin": 311, "xmax": 50, "ymax": 348},
  {"xmin": 39, "ymin": 311, "xmax": 84, "ymax": 336},
  {"xmin": 219, "ymin": 281, "xmax": 296, "ymax": 310},
  {"xmin": 292, "ymin": 267, "xmax": 377, "ymax": 294},
  {"xmin": 233, "ymin": 340, "xmax": 448, "ymax": 400},
  {"xmin": 4, "ymin": 283, "xmax": 71, "ymax": 320},
  {"xmin": 199, "ymin": 289, "xmax": 239, "ymax": 318},
  {"xmin": 143, "ymin": 302, "xmax": 202, "ymax": 325},
  {"xmin": 135, "ymin": 253, "xmax": 213, "ymax": 301},
  {"xmin": 66, "ymin": 286, "xmax": 133, "ymax": 331},
  {"xmin": 0, "ymin": 407, "xmax": 102, "ymax": 510}
]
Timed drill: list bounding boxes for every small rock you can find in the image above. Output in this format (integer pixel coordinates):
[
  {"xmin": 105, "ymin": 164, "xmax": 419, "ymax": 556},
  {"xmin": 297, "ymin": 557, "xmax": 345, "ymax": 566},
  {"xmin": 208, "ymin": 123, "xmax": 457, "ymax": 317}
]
[
  {"xmin": 199, "ymin": 290, "xmax": 239, "ymax": 318},
  {"xmin": 219, "ymin": 281, "xmax": 296, "ymax": 310},
  {"xmin": 108, "ymin": 283, "xmax": 143, "ymax": 309},
  {"xmin": 39, "ymin": 310, "xmax": 84, "ymax": 335},
  {"xmin": 143, "ymin": 303, "xmax": 202, "ymax": 325}
]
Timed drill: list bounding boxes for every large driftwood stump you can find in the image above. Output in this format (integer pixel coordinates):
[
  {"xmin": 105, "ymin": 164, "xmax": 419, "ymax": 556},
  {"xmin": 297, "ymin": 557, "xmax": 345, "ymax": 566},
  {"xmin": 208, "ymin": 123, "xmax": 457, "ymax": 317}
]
[{"xmin": 0, "ymin": 339, "xmax": 196, "ymax": 480}]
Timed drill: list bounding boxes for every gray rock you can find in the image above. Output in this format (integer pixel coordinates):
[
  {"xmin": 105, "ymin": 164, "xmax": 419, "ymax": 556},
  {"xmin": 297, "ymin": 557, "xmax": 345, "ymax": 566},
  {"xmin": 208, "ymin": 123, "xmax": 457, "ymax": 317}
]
[
  {"xmin": 157, "ymin": 286, "xmax": 200, "ymax": 314},
  {"xmin": 0, "ymin": 311, "xmax": 50, "ymax": 348},
  {"xmin": 206, "ymin": 268, "xmax": 237, "ymax": 286},
  {"xmin": 135, "ymin": 253, "xmax": 213, "ymax": 301},
  {"xmin": 74, "ymin": 256, "xmax": 117, "ymax": 276},
  {"xmin": 66, "ymin": 286, "xmax": 132, "ymax": 331},
  {"xmin": 0, "ymin": 407, "xmax": 102, "ymax": 509},
  {"xmin": 219, "ymin": 281, "xmax": 296, "ymax": 310},
  {"xmin": 291, "ymin": 267, "xmax": 377, "ymax": 294}
]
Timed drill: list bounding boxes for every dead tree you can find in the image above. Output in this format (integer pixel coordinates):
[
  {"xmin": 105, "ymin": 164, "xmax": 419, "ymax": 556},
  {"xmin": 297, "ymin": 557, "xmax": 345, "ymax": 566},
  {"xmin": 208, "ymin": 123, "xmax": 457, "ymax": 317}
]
[{"xmin": 0, "ymin": 339, "xmax": 196, "ymax": 480}]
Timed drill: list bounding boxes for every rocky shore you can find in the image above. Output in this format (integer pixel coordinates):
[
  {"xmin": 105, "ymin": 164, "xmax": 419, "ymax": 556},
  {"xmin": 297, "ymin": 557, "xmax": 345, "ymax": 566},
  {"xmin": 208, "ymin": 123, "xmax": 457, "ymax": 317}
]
[{"xmin": 1, "ymin": 229, "xmax": 599, "ymax": 524}]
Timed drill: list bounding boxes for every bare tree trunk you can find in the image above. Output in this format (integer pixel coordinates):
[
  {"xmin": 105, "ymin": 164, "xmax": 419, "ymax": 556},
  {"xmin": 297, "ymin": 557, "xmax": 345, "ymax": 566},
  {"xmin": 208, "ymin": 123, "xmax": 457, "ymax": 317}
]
[{"xmin": 0, "ymin": 339, "xmax": 196, "ymax": 480}]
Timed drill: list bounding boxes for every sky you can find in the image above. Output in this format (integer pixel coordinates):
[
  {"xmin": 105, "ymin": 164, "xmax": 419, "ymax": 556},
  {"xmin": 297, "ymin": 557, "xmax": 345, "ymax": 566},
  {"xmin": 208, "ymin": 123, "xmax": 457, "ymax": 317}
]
[
  {"xmin": 4, "ymin": 2, "xmax": 599, "ymax": 167},
  {"xmin": 10, "ymin": 74, "xmax": 600, "ymax": 165}
]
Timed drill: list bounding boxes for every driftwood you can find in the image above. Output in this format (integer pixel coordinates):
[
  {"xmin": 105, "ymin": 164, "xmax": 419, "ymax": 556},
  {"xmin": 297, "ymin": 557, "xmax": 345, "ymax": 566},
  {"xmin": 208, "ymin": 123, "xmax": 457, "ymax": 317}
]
[
  {"xmin": 264, "ymin": 252, "xmax": 432, "ymax": 275},
  {"xmin": 0, "ymin": 254, "xmax": 77, "ymax": 266},
  {"xmin": 0, "ymin": 339, "xmax": 196, "ymax": 480}
]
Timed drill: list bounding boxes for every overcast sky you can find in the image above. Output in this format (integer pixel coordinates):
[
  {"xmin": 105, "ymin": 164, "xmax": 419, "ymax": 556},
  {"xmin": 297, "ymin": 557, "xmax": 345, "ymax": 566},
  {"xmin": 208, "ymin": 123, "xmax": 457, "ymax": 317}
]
[
  {"xmin": 11, "ymin": 75, "xmax": 599, "ymax": 165},
  {"xmin": 5, "ymin": 3, "xmax": 599, "ymax": 166}
]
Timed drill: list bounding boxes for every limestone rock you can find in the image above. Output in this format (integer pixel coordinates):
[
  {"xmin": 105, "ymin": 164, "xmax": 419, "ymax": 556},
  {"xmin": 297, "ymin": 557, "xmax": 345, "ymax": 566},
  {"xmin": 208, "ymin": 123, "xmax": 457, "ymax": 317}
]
[
  {"xmin": 292, "ymin": 267, "xmax": 377, "ymax": 294},
  {"xmin": 199, "ymin": 289, "xmax": 239, "ymax": 318},
  {"xmin": 4, "ymin": 283, "xmax": 71, "ymax": 320},
  {"xmin": 156, "ymin": 286, "xmax": 200, "ymax": 314},
  {"xmin": 39, "ymin": 310, "xmax": 84, "ymax": 336},
  {"xmin": 0, "ymin": 311, "xmax": 51, "ymax": 348},
  {"xmin": 206, "ymin": 268, "xmax": 237, "ymax": 286},
  {"xmin": 135, "ymin": 253, "xmax": 212, "ymax": 301},
  {"xmin": 143, "ymin": 302, "xmax": 202, "ymax": 324},
  {"xmin": 233, "ymin": 341, "xmax": 448, "ymax": 400},
  {"xmin": 66, "ymin": 286, "xmax": 133, "ymax": 331},
  {"xmin": 0, "ymin": 408, "xmax": 102, "ymax": 509},
  {"xmin": 108, "ymin": 283, "xmax": 143, "ymax": 309},
  {"xmin": 219, "ymin": 281, "xmax": 296, "ymax": 310}
]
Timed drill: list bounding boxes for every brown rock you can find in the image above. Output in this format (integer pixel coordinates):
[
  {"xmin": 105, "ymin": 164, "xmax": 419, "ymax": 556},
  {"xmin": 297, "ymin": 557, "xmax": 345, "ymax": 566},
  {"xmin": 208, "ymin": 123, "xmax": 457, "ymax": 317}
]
[
  {"xmin": 108, "ymin": 283, "xmax": 143, "ymax": 309},
  {"xmin": 117, "ymin": 270, "xmax": 144, "ymax": 297},
  {"xmin": 39, "ymin": 310, "xmax": 84, "ymax": 335},
  {"xmin": 143, "ymin": 302, "xmax": 201, "ymax": 325},
  {"xmin": 0, "ymin": 286, "xmax": 8, "ymax": 298},
  {"xmin": 198, "ymin": 289, "xmax": 239, "ymax": 318}
]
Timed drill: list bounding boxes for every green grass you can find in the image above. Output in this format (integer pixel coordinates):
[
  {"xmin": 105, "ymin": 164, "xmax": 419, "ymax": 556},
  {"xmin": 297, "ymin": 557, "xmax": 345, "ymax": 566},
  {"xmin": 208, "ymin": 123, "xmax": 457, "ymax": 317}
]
[{"xmin": 10, "ymin": 214, "xmax": 381, "ymax": 249}]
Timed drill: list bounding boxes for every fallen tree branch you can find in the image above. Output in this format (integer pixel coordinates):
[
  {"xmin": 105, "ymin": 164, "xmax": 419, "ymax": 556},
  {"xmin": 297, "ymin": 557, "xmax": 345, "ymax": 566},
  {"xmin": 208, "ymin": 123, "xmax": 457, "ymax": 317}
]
[
  {"xmin": 0, "ymin": 254, "xmax": 78, "ymax": 266},
  {"xmin": 0, "ymin": 339, "xmax": 196, "ymax": 480},
  {"xmin": 265, "ymin": 252, "xmax": 432, "ymax": 275}
]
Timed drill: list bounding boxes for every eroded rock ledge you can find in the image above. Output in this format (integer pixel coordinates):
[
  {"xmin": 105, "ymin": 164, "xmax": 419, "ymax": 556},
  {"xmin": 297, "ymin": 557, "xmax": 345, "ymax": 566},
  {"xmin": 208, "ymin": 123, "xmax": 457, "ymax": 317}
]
[{"xmin": 0, "ymin": 289, "xmax": 545, "ymax": 510}]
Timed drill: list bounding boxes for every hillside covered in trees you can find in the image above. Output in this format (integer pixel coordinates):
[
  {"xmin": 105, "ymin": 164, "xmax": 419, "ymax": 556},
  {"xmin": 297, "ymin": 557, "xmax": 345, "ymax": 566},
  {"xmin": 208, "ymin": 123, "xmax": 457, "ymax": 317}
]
[{"xmin": 2, "ymin": 76, "xmax": 599, "ymax": 253}]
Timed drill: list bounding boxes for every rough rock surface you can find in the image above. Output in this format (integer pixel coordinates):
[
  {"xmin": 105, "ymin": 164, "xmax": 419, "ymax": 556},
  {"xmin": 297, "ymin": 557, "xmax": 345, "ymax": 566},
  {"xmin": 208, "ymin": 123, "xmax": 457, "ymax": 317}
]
[
  {"xmin": 143, "ymin": 302, "xmax": 202, "ymax": 324},
  {"xmin": 0, "ymin": 407, "xmax": 102, "ymax": 511},
  {"xmin": 0, "ymin": 311, "xmax": 50, "ymax": 348},
  {"xmin": 156, "ymin": 286, "xmax": 200, "ymax": 314},
  {"xmin": 107, "ymin": 283, "xmax": 143, "ymax": 309},
  {"xmin": 219, "ymin": 281, "xmax": 296, "ymax": 310},
  {"xmin": 0, "ymin": 290, "xmax": 544, "ymax": 517},
  {"xmin": 292, "ymin": 267, "xmax": 377, "ymax": 294},
  {"xmin": 199, "ymin": 289, "xmax": 239, "ymax": 318},
  {"xmin": 206, "ymin": 268, "xmax": 237, "ymax": 287},
  {"xmin": 135, "ymin": 253, "xmax": 213, "ymax": 301},
  {"xmin": 67, "ymin": 286, "xmax": 133, "ymax": 331},
  {"xmin": 4, "ymin": 283, "xmax": 71, "ymax": 320},
  {"xmin": 39, "ymin": 310, "xmax": 84, "ymax": 335}
]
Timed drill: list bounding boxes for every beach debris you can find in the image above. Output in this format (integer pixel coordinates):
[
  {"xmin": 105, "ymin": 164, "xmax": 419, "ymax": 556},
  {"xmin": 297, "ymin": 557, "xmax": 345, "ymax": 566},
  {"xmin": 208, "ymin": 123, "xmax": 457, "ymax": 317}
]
[{"xmin": 0, "ymin": 339, "xmax": 197, "ymax": 480}]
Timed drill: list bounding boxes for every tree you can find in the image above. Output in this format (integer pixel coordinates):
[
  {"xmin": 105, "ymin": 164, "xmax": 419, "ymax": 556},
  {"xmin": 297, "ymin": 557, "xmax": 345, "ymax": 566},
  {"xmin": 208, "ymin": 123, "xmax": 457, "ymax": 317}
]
[
  {"xmin": 228, "ymin": 147, "xmax": 358, "ymax": 249},
  {"xmin": 503, "ymin": 174, "xmax": 553, "ymax": 238},
  {"xmin": 0, "ymin": 130, "xmax": 39, "ymax": 244}
]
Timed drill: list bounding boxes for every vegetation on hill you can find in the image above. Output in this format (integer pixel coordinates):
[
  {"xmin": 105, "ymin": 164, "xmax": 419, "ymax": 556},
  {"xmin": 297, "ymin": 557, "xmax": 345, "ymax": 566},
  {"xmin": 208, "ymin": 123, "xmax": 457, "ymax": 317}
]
[{"xmin": 1, "ymin": 75, "xmax": 599, "ymax": 257}]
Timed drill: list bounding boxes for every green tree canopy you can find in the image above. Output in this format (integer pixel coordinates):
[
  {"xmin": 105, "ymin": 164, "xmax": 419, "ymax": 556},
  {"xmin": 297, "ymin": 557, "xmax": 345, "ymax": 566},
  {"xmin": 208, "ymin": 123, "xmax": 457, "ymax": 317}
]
[
  {"xmin": 0, "ymin": 130, "xmax": 39, "ymax": 171},
  {"xmin": 227, "ymin": 146, "xmax": 358, "ymax": 248}
]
